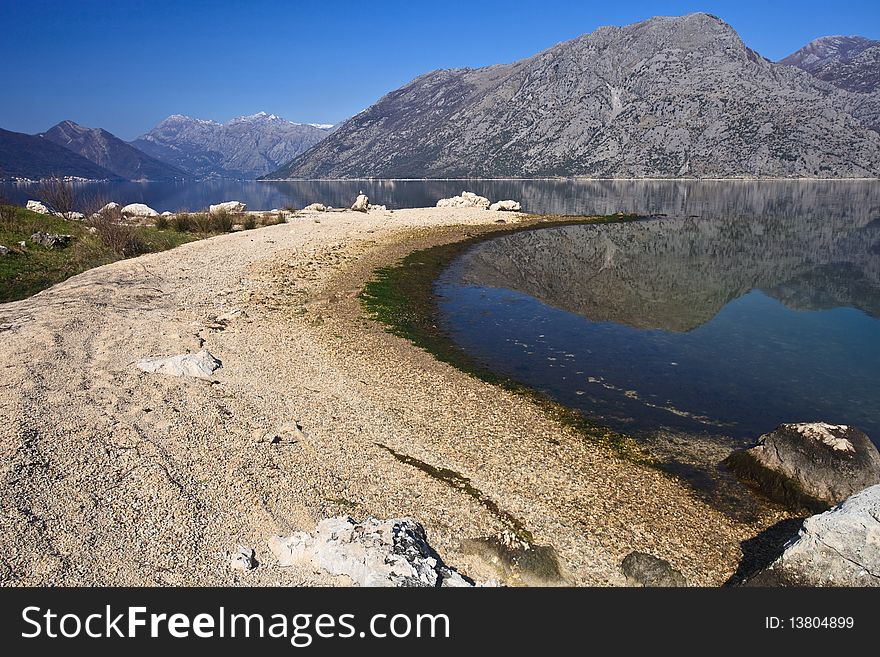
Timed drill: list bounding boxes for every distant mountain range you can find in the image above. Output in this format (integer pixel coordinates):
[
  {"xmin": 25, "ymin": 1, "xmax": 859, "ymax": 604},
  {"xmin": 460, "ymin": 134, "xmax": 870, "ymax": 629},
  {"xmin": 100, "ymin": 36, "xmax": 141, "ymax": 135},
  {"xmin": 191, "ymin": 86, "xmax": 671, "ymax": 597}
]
[
  {"xmin": 0, "ymin": 113, "xmax": 335, "ymax": 182},
  {"xmin": 130, "ymin": 113, "xmax": 334, "ymax": 178},
  {"xmin": 269, "ymin": 13, "xmax": 880, "ymax": 179},
  {"xmin": 0, "ymin": 127, "xmax": 120, "ymax": 181},
  {"xmin": 40, "ymin": 120, "xmax": 186, "ymax": 181},
  {"xmin": 780, "ymin": 36, "xmax": 880, "ymax": 94}
]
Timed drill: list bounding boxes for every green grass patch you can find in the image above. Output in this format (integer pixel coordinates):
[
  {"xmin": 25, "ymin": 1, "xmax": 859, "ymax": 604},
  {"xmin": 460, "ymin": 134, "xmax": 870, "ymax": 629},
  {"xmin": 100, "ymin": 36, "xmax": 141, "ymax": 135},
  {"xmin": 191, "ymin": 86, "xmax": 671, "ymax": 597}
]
[
  {"xmin": 0, "ymin": 205, "xmax": 200, "ymax": 303},
  {"xmin": 359, "ymin": 214, "xmax": 653, "ymax": 462}
]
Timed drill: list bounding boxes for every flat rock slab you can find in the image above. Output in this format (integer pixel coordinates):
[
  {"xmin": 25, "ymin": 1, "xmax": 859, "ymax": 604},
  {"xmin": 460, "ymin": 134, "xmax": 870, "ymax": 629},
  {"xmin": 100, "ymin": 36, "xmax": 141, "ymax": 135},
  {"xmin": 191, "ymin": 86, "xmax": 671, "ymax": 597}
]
[
  {"xmin": 269, "ymin": 516, "xmax": 473, "ymax": 587},
  {"xmin": 136, "ymin": 349, "xmax": 222, "ymax": 380},
  {"xmin": 746, "ymin": 484, "xmax": 880, "ymax": 587}
]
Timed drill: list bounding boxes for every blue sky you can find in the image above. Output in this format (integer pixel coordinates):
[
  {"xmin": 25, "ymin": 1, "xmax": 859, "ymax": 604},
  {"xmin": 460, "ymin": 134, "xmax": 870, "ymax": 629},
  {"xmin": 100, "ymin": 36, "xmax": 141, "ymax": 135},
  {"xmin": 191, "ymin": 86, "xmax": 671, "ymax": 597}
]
[{"xmin": 1, "ymin": 0, "xmax": 878, "ymax": 140}]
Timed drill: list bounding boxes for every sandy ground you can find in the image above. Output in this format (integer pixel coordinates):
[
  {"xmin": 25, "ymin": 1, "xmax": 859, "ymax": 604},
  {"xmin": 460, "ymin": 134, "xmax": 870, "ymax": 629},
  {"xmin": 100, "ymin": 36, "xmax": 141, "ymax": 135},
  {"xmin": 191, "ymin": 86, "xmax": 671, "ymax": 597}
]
[{"xmin": 0, "ymin": 207, "xmax": 783, "ymax": 587}]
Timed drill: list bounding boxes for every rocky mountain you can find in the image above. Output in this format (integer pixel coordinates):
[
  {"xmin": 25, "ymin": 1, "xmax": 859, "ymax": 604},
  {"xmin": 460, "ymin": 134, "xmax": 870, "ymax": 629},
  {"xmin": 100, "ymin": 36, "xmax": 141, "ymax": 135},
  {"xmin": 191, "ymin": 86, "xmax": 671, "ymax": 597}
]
[
  {"xmin": 270, "ymin": 13, "xmax": 880, "ymax": 179},
  {"xmin": 780, "ymin": 36, "xmax": 880, "ymax": 94},
  {"xmin": 0, "ymin": 128, "xmax": 119, "ymax": 181},
  {"xmin": 40, "ymin": 120, "xmax": 187, "ymax": 181},
  {"xmin": 131, "ymin": 112, "xmax": 334, "ymax": 178}
]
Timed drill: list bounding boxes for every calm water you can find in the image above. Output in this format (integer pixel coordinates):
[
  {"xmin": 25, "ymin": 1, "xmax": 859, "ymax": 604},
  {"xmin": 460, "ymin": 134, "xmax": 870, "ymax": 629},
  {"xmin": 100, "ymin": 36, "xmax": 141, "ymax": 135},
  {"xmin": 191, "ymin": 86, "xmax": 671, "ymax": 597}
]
[
  {"xmin": 3, "ymin": 178, "xmax": 880, "ymax": 216},
  {"xmin": 437, "ymin": 183, "xmax": 880, "ymax": 446}
]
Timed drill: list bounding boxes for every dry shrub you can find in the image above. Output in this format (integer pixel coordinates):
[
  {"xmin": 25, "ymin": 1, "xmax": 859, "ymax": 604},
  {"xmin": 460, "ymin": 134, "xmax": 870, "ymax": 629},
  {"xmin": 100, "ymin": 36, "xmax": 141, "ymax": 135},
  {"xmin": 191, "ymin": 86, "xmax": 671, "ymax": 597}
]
[
  {"xmin": 36, "ymin": 176, "xmax": 78, "ymax": 217},
  {"xmin": 242, "ymin": 215, "xmax": 256, "ymax": 230},
  {"xmin": 172, "ymin": 212, "xmax": 192, "ymax": 232},
  {"xmin": 89, "ymin": 216, "xmax": 148, "ymax": 257},
  {"xmin": 191, "ymin": 212, "xmax": 214, "ymax": 233},
  {"xmin": 209, "ymin": 209, "xmax": 234, "ymax": 232},
  {"xmin": 154, "ymin": 214, "xmax": 170, "ymax": 230}
]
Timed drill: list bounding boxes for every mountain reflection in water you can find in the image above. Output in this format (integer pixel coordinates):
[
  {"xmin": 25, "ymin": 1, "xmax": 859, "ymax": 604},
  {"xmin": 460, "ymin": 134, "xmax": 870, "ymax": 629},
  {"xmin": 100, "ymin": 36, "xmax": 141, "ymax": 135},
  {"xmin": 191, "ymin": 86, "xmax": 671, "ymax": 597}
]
[{"xmin": 438, "ymin": 207, "xmax": 880, "ymax": 445}]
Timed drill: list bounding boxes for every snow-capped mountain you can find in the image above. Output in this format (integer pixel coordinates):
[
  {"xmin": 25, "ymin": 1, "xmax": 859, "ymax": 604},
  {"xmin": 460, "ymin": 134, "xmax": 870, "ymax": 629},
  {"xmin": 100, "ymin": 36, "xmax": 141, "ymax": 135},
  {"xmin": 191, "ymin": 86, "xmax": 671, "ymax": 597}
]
[{"xmin": 131, "ymin": 112, "xmax": 334, "ymax": 178}]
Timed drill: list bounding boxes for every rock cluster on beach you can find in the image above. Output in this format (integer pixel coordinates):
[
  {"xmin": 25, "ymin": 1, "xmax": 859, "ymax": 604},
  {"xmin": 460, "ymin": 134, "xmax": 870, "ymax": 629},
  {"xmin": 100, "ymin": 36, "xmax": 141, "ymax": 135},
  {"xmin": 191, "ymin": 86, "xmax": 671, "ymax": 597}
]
[{"xmin": 269, "ymin": 516, "xmax": 473, "ymax": 587}]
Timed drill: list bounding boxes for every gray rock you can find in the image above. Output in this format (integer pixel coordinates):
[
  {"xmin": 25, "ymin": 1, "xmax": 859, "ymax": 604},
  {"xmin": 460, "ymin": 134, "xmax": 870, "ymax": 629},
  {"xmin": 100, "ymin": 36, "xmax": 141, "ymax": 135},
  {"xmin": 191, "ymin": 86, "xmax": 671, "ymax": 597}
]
[
  {"xmin": 621, "ymin": 551, "xmax": 688, "ymax": 587},
  {"xmin": 725, "ymin": 423, "xmax": 880, "ymax": 510},
  {"xmin": 30, "ymin": 231, "xmax": 73, "ymax": 249},
  {"xmin": 268, "ymin": 516, "xmax": 473, "ymax": 587},
  {"xmin": 746, "ymin": 484, "xmax": 880, "ymax": 586},
  {"xmin": 136, "ymin": 349, "xmax": 222, "ymax": 380},
  {"xmin": 0, "ymin": 245, "xmax": 9, "ymax": 256},
  {"xmin": 350, "ymin": 194, "xmax": 369, "ymax": 212},
  {"xmin": 229, "ymin": 545, "xmax": 257, "ymax": 571},
  {"xmin": 436, "ymin": 192, "xmax": 491, "ymax": 209}
]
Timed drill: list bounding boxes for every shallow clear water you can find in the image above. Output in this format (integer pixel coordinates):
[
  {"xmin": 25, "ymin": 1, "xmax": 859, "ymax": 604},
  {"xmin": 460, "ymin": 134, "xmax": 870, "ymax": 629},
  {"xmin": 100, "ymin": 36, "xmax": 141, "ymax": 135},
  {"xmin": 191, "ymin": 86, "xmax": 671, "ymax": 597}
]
[{"xmin": 437, "ymin": 184, "xmax": 880, "ymax": 446}]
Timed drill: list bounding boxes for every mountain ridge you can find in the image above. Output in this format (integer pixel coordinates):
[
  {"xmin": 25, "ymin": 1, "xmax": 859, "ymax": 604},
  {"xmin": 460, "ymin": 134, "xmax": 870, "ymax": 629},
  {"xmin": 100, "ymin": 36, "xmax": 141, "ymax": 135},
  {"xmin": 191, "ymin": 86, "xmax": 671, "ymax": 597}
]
[
  {"xmin": 0, "ymin": 127, "xmax": 120, "ymax": 181},
  {"xmin": 131, "ymin": 112, "xmax": 334, "ymax": 179},
  {"xmin": 40, "ymin": 120, "xmax": 188, "ymax": 181},
  {"xmin": 269, "ymin": 13, "xmax": 880, "ymax": 179}
]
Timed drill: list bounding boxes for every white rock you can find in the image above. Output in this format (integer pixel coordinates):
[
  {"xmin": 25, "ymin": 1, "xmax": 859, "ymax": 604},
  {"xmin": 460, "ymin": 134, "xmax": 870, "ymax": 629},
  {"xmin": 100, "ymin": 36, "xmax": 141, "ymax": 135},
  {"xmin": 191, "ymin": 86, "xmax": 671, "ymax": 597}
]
[
  {"xmin": 368, "ymin": 204, "xmax": 387, "ymax": 211},
  {"xmin": 136, "ymin": 349, "xmax": 222, "ymax": 380},
  {"xmin": 351, "ymin": 195, "xmax": 369, "ymax": 212},
  {"xmin": 160, "ymin": 211, "xmax": 173, "ymax": 217},
  {"xmin": 209, "ymin": 201, "xmax": 246, "ymax": 215},
  {"xmin": 303, "ymin": 203, "xmax": 327, "ymax": 212},
  {"xmin": 121, "ymin": 203, "xmax": 159, "ymax": 217},
  {"xmin": 436, "ymin": 191, "xmax": 491, "ymax": 210},
  {"xmin": 489, "ymin": 200, "xmax": 522, "ymax": 212},
  {"xmin": 26, "ymin": 200, "xmax": 51, "ymax": 214},
  {"xmin": 99, "ymin": 202, "xmax": 120, "ymax": 213},
  {"xmin": 64, "ymin": 211, "xmax": 85, "ymax": 220},
  {"xmin": 749, "ymin": 484, "xmax": 880, "ymax": 586},
  {"xmin": 269, "ymin": 516, "xmax": 473, "ymax": 587},
  {"xmin": 0, "ymin": 245, "xmax": 9, "ymax": 256}
]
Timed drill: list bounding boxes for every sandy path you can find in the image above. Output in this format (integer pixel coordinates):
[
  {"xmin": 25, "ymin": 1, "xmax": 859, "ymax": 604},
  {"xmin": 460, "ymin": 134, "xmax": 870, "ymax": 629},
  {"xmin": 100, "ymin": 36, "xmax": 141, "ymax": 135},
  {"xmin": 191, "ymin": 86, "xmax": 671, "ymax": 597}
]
[{"xmin": 0, "ymin": 208, "xmax": 777, "ymax": 586}]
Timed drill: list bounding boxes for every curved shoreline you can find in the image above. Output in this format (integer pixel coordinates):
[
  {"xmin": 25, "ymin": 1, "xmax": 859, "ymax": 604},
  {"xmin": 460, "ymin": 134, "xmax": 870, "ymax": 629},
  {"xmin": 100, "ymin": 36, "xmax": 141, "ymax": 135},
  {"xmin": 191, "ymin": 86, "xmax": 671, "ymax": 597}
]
[{"xmin": 0, "ymin": 207, "xmax": 789, "ymax": 586}]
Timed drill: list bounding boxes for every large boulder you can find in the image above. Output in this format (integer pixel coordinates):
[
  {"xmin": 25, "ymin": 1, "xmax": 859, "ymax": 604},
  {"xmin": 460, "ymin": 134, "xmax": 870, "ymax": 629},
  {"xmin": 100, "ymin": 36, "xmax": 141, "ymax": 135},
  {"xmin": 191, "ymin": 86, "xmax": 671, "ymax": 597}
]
[
  {"xmin": 26, "ymin": 200, "xmax": 51, "ymax": 214},
  {"xmin": 350, "ymin": 195, "xmax": 369, "ymax": 212},
  {"xmin": 121, "ymin": 203, "xmax": 159, "ymax": 217},
  {"xmin": 99, "ymin": 202, "xmax": 120, "ymax": 214},
  {"xmin": 746, "ymin": 484, "xmax": 880, "ymax": 587},
  {"xmin": 136, "ymin": 349, "xmax": 222, "ymax": 380},
  {"xmin": 621, "ymin": 551, "xmax": 688, "ymax": 587},
  {"xmin": 269, "ymin": 516, "xmax": 472, "ymax": 587},
  {"xmin": 724, "ymin": 423, "xmax": 880, "ymax": 510},
  {"xmin": 489, "ymin": 200, "xmax": 522, "ymax": 212},
  {"xmin": 209, "ymin": 201, "xmax": 246, "ymax": 215},
  {"xmin": 436, "ymin": 191, "xmax": 491, "ymax": 210},
  {"xmin": 30, "ymin": 231, "xmax": 73, "ymax": 249}
]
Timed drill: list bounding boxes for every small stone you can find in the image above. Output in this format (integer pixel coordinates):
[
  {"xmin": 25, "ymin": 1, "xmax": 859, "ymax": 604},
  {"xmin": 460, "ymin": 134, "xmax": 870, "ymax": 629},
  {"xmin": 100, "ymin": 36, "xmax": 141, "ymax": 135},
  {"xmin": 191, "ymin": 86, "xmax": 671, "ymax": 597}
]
[
  {"xmin": 230, "ymin": 545, "xmax": 257, "ymax": 571},
  {"xmin": 621, "ymin": 551, "xmax": 688, "ymax": 587},
  {"xmin": 0, "ymin": 245, "xmax": 9, "ymax": 256}
]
